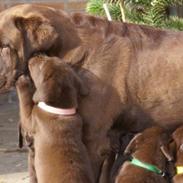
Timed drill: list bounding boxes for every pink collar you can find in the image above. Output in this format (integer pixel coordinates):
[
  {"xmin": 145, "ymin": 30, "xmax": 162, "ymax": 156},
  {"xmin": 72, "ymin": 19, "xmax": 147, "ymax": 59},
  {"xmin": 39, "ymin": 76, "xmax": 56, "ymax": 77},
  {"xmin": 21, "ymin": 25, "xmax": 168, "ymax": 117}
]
[{"xmin": 38, "ymin": 102, "xmax": 76, "ymax": 116}]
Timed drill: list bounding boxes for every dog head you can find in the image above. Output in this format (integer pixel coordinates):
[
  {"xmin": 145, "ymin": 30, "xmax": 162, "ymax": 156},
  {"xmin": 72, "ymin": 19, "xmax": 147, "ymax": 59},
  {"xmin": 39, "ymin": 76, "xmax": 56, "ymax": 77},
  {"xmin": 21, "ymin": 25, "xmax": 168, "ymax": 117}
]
[
  {"xmin": 0, "ymin": 4, "xmax": 80, "ymax": 93},
  {"xmin": 28, "ymin": 55, "xmax": 88, "ymax": 108},
  {"xmin": 124, "ymin": 126, "xmax": 174, "ymax": 161}
]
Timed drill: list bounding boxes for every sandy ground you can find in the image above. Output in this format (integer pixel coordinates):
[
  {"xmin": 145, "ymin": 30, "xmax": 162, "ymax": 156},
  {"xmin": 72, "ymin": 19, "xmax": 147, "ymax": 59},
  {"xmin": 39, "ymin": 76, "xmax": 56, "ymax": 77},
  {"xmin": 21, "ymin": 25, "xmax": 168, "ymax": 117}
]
[{"xmin": 0, "ymin": 91, "xmax": 29, "ymax": 183}]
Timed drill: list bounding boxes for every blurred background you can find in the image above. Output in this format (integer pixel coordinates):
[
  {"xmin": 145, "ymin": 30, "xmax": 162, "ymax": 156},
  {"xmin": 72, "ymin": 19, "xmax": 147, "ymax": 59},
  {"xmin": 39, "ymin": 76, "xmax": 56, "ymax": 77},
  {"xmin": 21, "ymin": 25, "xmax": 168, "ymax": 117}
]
[
  {"xmin": 0, "ymin": 0, "xmax": 87, "ymax": 12},
  {"xmin": 0, "ymin": 0, "xmax": 182, "ymax": 30},
  {"xmin": 86, "ymin": 0, "xmax": 183, "ymax": 30}
]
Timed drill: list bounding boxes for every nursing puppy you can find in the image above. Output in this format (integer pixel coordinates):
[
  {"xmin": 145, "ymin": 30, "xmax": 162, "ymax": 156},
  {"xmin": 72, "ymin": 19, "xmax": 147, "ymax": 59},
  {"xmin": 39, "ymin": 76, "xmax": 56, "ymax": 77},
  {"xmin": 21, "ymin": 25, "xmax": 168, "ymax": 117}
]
[
  {"xmin": 16, "ymin": 55, "xmax": 94, "ymax": 183},
  {"xmin": 171, "ymin": 126, "xmax": 183, "ymax": 183},
  {"xmin": 115, "ymin": 127, "xmax": 173, "ymax": 183}
]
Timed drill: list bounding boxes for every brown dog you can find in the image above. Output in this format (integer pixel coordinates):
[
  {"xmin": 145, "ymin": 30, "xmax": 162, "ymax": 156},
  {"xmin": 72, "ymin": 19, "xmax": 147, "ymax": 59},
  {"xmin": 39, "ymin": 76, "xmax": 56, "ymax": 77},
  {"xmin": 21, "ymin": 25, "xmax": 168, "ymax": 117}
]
[
  {"xmin": 2, "ymin": 4, "xmax": 183, "ymax": 180},
  {"xmin": 115, "ymin": 127, "xmax": 173, "ymax": 183},
  {"xmin": 16, "ymin": 55, "xmax": 94, "ymax": 183},
  {"xmin": 170, "ymin": 126, "xmax": 183, "ymax": 183}
]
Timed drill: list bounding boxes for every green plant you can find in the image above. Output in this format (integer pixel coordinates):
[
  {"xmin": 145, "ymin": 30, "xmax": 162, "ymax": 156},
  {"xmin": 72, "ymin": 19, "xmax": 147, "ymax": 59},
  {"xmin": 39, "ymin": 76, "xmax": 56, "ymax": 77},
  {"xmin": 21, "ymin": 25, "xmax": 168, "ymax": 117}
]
[
  {"xmin": 86, "ymin": 0, "xmax": 183, "ymax": 31},
  {"xmin": 163, "ymin": 16, "xmax": 183, "ymax": 31},
  {"xmin": 86, "ymin": 0, "xmax": 105, "ymax": 16},
  {"xmin": 86, "ymin": 0, "xmax": 123, "ymax": 20}
]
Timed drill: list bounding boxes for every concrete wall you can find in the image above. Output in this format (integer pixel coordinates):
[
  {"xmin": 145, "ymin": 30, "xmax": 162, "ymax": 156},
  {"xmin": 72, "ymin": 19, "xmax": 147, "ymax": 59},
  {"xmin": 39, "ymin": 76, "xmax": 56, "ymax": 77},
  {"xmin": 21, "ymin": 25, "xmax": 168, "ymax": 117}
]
[{"xmin": 0, "ymin": 0, "xmax": 87, "ymax": 12}]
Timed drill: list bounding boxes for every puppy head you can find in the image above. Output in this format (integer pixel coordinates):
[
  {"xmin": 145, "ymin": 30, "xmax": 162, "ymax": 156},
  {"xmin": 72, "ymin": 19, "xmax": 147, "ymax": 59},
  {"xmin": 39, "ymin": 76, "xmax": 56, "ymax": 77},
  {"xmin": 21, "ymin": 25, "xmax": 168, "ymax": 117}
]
[
  {"xmin": 124, "ymin": 126, "xmax": 173, "ymax": 161},
  {"xmin": 28, "ymin": 55, "xmax": 88, "ymax": 108},
  {"xmin": 124, "ymin": 127, "xmax": 163, "ymax": 155}
]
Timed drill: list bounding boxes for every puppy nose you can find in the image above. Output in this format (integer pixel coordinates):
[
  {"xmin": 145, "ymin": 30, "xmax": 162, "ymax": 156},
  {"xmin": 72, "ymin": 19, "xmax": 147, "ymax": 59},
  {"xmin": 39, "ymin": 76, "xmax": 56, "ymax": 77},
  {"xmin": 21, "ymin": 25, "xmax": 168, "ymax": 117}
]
[
  {"xmin": 29, "ymin": 57, "xmax": 37, "ymax": 65},
  {"xmin": 29, "ymin": 57, "xmax": 46, "ymax": 71},
  {"xmin": 28, "ymin": 59, "xmax": 35, "ymax": 68}
]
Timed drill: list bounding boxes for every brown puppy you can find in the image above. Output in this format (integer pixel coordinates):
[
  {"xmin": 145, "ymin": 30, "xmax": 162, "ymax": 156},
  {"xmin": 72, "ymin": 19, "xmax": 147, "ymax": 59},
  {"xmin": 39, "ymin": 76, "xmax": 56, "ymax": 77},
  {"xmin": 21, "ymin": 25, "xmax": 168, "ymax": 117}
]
[
  {"xmin": 16, "ymin": 55, "xmax": 94, "ymax": 183},
  {"xmin": 115, "ymin": 127, "xmax": 173, "ymax": 183},
  {"xmin": 170, "ymin": 126, "xmax": 183, "ymax": 183}
]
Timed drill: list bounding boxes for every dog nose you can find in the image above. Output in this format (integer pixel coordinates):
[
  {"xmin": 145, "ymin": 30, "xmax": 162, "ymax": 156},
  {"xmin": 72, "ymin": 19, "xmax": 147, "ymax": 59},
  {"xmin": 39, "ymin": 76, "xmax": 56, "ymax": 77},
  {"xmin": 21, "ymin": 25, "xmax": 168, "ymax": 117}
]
[
  {"xmin": 28, "ymin": 59, "xmax": 35, "ymax": 69},
  {"xmin": 29, "ymin": 57, "xmax": 46, "ymax": 72}
]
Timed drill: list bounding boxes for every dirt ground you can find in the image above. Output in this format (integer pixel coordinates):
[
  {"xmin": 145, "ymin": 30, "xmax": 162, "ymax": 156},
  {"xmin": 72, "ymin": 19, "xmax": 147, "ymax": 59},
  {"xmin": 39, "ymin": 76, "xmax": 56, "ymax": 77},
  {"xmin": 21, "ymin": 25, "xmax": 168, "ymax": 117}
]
[{"xmin": 0, "ymin": 90, "xmax": 29, "ymax": 183}]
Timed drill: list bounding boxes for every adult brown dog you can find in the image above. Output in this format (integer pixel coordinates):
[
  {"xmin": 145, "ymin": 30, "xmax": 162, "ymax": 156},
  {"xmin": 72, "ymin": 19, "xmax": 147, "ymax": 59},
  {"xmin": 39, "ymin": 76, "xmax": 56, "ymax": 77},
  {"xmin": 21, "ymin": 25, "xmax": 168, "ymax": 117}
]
[
  {"xmin": 1, "ymin": 4, "xmax": 183, "ymax": 181},
  {"xmin": 16, "ymin": 55, "xmax": 94, "ymax": 183}
]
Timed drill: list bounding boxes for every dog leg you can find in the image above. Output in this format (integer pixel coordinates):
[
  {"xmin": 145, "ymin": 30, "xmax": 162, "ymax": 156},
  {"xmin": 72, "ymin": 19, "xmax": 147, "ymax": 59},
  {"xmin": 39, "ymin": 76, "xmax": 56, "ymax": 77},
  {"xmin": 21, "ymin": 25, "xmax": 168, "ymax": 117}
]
[
  {"xmin": 28, "ymin": 146, "xmax": 37, "ymax": 183},
  {"xmin": 16, "ymin": 75, "xmax": 34, "ymax": 132},
  {"xmin": 16, "ymin": 75, "xmax": 37, "ymax": 182}
]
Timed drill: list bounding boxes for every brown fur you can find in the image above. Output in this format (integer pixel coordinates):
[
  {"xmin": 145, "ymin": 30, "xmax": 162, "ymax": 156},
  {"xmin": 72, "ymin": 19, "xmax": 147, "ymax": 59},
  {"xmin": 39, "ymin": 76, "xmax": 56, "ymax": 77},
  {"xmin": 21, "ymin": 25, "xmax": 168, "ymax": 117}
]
[
  {"xmin": 16, "ymin": 55, "xmax": 94, "ymax": 183},
  {"xmin": 1, "ymin": 4, "xmax": 183, "ymax": 180},
  {"xmin": 99, "ymin": 131, "xmax": 134, "ymax": 183},
  {"xmin": 115, "ymin": 127, "xmax": 171, "ymax": 183}
]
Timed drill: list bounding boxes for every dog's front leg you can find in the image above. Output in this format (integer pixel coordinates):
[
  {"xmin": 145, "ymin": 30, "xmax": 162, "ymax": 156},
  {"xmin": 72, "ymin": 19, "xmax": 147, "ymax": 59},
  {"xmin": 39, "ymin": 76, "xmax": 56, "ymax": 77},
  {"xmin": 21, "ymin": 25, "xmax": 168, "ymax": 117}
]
[{"xmin": 16, "ymin": 75, "xmax": 34, "ymax": 132}]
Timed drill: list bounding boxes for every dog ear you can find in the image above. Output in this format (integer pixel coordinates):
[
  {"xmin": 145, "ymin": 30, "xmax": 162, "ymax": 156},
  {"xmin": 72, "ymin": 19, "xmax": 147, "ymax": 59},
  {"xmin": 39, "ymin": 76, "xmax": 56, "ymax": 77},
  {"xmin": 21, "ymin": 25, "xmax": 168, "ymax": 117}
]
[
  {"xmin": 14, "ymin": 16, "xmax": 58, "ymax": 60},
  {"xmin": 124, "ymin": 133, "xmax": 142, "ymax": 155},
  {"xmin": 160, "ymin": 145, "xmax": 174, "ymax": 162},
  {"xmin": 160, "ymin": 135, "xmax": 175, "ymax": 162}
]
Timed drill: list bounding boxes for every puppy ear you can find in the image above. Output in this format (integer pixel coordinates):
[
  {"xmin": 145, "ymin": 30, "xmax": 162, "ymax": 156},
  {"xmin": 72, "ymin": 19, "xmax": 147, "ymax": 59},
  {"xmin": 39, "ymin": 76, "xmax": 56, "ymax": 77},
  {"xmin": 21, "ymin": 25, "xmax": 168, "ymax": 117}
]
[
  {"xmin": 160, "ymin": 145, "xmax": 174, "ymax": 162},
  {"xmin": 124, "ymin": 133, "xmax": 142, "ymax": 155},
  {"xmin": 73, "ymin": 73, "xmax": 89, "ymax": 96},
  {"xmin": 160, "ymin": 135, "xmax": 175, "ymax": 162},
  {"xmin": 14, "ymin": 16, "xmax": 58, "ymax": 58}
]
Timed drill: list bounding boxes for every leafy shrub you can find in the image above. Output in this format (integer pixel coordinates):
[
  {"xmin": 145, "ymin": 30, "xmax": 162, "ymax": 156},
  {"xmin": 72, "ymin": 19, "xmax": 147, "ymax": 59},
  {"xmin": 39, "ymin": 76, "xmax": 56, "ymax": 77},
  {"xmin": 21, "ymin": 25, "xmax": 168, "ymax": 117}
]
[{"xmin": 86, "ymin": 0, "xmax": 183, "ymax": 30}]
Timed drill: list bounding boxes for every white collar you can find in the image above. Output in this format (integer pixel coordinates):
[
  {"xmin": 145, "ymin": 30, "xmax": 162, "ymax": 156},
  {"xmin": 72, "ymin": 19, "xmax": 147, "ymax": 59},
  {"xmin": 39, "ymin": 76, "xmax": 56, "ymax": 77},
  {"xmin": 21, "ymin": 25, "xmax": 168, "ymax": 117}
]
[{"xmin": 38, "ymin": 102, "xmax": 76, "ymax": 116}]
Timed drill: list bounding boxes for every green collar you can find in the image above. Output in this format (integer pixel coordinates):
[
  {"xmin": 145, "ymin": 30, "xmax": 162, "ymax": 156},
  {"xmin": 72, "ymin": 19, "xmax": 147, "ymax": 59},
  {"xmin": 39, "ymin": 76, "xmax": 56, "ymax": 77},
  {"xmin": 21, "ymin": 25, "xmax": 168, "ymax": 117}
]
[{"xmin": 130, "ymin": 157, "xmax": 165, "ymax": 176}]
